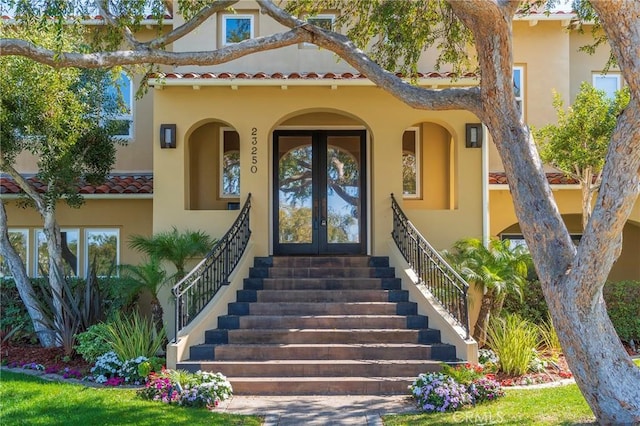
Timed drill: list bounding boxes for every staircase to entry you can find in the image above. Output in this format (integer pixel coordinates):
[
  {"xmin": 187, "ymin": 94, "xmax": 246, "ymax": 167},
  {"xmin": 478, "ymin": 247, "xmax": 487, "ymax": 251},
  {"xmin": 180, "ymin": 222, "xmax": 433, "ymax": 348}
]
[{"xmin": 177, "ymin": 256, "xmax": 457, "ymax": 395}]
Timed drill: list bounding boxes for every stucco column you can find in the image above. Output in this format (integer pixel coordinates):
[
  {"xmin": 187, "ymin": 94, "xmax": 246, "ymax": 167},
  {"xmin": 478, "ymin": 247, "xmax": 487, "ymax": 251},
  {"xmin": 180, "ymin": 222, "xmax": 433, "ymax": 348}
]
[{"xmin": 369, "ymin": 125, "xmax": 404, "ymax": 255}]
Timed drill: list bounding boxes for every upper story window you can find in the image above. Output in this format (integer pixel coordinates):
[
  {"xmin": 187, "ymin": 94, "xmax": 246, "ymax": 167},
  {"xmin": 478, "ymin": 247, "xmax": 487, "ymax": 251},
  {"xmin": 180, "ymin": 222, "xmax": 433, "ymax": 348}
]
[
  {"xmin": 220, "ymin": 128, "xmax": 241, "ymax": 198},
  {"xmin": 513, "ymin": 66, "xmax": 524, "ymax": 120},
  {"xmin": 222, "ymin": 15, "xmax": 254, "ymax": 45},
  {"xmin": 103, "ymin": 72, "xmax": 133, "ymax": 139},
  {"xmin": 402, "ymin": 127, "xmax": 421, "ymax": 199},
  {"xmin": 593, "ymin": 73, "xmax": 621, "ymax": 100},
  {"xmin": 301, "ymin": 14, "xmax": 335, "ymax": 48}
]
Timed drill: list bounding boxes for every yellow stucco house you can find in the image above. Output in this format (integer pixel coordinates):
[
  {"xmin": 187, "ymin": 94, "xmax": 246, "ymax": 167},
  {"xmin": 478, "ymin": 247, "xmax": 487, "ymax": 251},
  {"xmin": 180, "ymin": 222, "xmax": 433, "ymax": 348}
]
[{"xmin": 2, "ymin": 4, "xmax": 639, "ymax": 394}]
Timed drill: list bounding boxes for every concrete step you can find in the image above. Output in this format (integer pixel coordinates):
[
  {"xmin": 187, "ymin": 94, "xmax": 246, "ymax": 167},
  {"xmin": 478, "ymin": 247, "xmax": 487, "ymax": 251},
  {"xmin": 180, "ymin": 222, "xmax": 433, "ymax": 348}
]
[
  {"xmin": 207, "ymin": 328, "xmax": 441, "ymax": 344},
  {"xmin": 220, "ymin": 315, "xmax": 418, "ymax": 330},
  {"xmin": 245, "ymin": 277, "xmax": 401, "ymax": 291},
  {"xmin": 254, "ymin": 256, "xmax": 389, "ymax": 268},
  {"xmin": 237, "ymin": 301, "xmax": 405, "ymax": 316},
  {"xmin": 227, "ymin": 376, "xmax": 417, "ymax": 395},
  {"xmin": 249, "ymin": 267, "xmax": 396, "ymax": 279},
  {"xmin": 190, "ymin": 343, "xmax": 456, "ymax": 361},
  {"xmin": 237, "ymin": 289, "xmax": 408, "ymax": 303},
  {"xmin": 178, "ymin": 359, "xmax": 442, "ymax": 378}
]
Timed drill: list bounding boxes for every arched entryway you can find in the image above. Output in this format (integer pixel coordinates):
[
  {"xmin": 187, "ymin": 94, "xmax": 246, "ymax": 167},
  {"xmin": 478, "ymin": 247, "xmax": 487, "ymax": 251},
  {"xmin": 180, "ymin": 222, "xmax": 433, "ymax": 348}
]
[{"xmin": 272, "ymin": 111, "xmax": 368, "ymax": 255}]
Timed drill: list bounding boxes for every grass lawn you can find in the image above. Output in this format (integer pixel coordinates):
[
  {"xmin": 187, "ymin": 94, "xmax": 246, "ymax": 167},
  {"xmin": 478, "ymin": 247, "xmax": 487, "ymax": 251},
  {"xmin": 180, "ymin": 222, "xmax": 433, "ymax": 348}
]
[
  {"xmin": 384, "ymin": 384, "xmax": 595, "ymax": 425},
  {"xmin": 385, "ymin": 358, "xmax": 640, "ymax": 425},
  {"xmin": 0, "ymin": 371, "xmax": 261, "ymax": 426}
]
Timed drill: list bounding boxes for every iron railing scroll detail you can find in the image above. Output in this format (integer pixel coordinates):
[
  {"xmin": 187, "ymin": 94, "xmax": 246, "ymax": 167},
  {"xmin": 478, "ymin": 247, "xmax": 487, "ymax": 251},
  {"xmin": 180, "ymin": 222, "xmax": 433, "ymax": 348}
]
[
  {"xmin": 390, "ymin": 194, "xmax": 470, "ymax": 339},
  {"xmin": 172, "ymin": 194, "xmax": 252, "ymax": 338}
]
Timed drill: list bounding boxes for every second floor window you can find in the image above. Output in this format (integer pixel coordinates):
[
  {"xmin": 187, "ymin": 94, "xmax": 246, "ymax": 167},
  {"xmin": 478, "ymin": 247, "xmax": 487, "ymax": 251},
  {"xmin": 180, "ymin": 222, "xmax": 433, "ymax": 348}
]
[
  {"xmin": 222, "ymin": 15, "xmax": 254, "ymax": 45},
  {"xmin": 103, "ymin": 72, "xmax": 133, "ymax": 139},
  {"xmin": 513, "ymin": 66, "xmax": 524, "ymax": 120},
  {"xmin": 593, "ymin": 73, "xmax": 621, "ymax": 100}
]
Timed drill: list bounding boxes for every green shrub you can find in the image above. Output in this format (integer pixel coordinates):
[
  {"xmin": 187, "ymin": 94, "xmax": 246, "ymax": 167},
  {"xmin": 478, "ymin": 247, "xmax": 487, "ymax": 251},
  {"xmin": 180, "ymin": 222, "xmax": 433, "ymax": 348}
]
[
  {"xmin": 74, "ymin": 323, "xmax": 112, "ymax": 363},
  {"xmin": 502, "ymin": 279, "xmax": 548, "ymax": 324},
  {"xmin": 538, "ymin": 318, "xmax": 562, "ymax": 354},
  {"xmin": 102, "ymin": 311, "xmax": 165, "ymax": 360},
  {"xmin": 487, "ymin": 314, "xmax": 539, "ymax": 375},
  {"xmin": 604, "ymin": 280, "xmax": 640, "ymax": 343}
]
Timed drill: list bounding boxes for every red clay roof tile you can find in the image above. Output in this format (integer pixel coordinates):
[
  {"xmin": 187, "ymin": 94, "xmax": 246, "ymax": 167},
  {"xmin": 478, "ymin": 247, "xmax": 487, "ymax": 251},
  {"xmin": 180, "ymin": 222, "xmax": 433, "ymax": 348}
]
[
  {"xmin": 1, "ymin": 174, "xmax": 153, "ymax": 195},
  {"xmin": 148, "ymin": 71, "xmax": 480, "ymax": 81},
  {"xmin": 489, "ymin": 172, "xmax": 580, "ymax": 185}
]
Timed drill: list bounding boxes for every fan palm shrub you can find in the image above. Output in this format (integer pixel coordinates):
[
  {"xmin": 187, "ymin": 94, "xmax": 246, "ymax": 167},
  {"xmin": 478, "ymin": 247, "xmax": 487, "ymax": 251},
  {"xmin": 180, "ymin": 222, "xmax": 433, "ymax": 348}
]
[
  {"xmin": 119, "ymin": 257, "xmax": 167, "ymax": 334},
  {"xmin": 443, "ymin": 238, "xmax": 531, "ymax": 346},
  {"xmin": 129, "ymin": 227, "xmax": 214, "ymax": 282}
]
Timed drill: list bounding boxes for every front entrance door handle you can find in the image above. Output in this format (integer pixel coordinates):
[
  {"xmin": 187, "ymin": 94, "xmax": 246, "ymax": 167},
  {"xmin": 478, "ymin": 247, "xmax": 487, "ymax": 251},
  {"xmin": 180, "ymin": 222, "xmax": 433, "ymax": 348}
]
[{"xmin": 320, "ymin": 219, "xmax": 327, "ymax": 227}]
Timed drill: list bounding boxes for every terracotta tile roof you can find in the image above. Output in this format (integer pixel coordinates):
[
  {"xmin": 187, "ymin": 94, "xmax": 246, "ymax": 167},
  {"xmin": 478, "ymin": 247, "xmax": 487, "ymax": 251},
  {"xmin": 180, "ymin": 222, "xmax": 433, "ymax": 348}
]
[
  {"xmin": 0, "ymin": 174, "xmax": 153, "ymax": 195},
  {"xmin": 150, "ymin": 71, "xmax": 479, "ymax": 80},
  {"xmin": 489, "ymin": 172, "xmax": 580, "ymax": 185}
]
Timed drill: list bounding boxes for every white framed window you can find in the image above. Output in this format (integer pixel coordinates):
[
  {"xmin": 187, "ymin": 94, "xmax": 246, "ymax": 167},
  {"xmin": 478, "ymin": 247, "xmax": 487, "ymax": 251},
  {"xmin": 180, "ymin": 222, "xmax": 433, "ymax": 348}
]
[
  {"xmin": 222, "ymin": 15, "xmax": 254, "ymax": 45},
  {"xmin": 513, "ymin": 66, "xmax": 524, "ymax": 120},
  {"xmin": 593, "ymin": 73, "xmax": 621, "ymax": 100},
  {"xmin": 85, "ymin": 229, "xmax": 119, "ymax": 277},
  {"xmin": 103, "ymin": 71, "xmax": 134, "ymax": 139},
  {"xmin": 402, "ymin": 127, "xmax": 421, "ymax": 199},
  {"xmin": 0, "ymin": 229, "xmax": 29, "ymax": 278},
  {"xmin": 301, "ymin": 14, "xmax": 335, "ymax": 47},
  {"xmin": 35, "ymin": 229, "xmax": 79, "ymax": 278},
  {"xmin": 220, "ymin": 128, "xmax": 241, "ymax": 198}
]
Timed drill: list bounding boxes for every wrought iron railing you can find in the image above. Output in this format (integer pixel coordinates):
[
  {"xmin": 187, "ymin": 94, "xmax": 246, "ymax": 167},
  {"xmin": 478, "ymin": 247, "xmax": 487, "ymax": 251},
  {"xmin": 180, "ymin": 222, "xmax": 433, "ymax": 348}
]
[
  {"xmin": 172, "ymin": 194, "xmax": 252, "ymax": 338},
  {"xmin": 390, "ymin": 194, "xmax": 470, "ymax": 339}
]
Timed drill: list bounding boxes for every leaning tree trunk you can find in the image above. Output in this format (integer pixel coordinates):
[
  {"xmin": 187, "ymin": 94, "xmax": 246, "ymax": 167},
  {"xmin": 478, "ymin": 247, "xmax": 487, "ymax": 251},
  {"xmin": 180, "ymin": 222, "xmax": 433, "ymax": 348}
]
[
  {"xmin": 0, "ymin": 201, "xmax": 56, "ymax": 347},
  {"xmin": 473, "ymin": 287, "xmax": 494, "ymax": 348},
  {"xmin": 448, "ymin": 2, "xmax": 640, "ymax": 422},
  {"xmin": 43, "ymin": 209, "xmax": 65, "ymax": 346}
]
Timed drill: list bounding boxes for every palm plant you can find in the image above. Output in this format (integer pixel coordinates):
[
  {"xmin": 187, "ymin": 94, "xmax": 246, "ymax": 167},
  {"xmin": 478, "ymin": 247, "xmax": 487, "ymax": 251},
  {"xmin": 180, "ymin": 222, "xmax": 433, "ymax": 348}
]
[
  {"xmin": 443, "ymin": 238, "xmax": 531, "ymax": 347},
  {"xmin": 119, "ymin": 257, "xmax": 167, "ymax": 334},
  {"xmin": 129, "ymin": 227, "xmax": 215, "ymax": 281}
]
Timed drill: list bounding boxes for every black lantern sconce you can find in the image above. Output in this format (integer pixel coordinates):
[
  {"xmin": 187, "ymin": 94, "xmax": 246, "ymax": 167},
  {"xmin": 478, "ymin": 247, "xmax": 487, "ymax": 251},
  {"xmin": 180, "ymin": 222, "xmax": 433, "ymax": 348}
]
[
  {"xmin": 465, "ymin": 123, "xmax": 483, "ymax": 148},
  {"xmin": 160, "ymin": 124, "xmax": 177, "ymax": 149}
]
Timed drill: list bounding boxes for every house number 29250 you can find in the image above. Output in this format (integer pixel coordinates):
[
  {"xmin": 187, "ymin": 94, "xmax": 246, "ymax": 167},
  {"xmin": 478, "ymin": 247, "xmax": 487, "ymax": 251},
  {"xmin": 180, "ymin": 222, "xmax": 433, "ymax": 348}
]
[{"xmin": 250, "ymin": 127, "xmax": 258, "ymax": 174}]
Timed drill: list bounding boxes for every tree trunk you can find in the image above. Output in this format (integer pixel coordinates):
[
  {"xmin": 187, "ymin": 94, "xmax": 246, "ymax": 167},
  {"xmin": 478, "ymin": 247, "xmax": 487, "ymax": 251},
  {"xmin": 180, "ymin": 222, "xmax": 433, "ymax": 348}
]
[
  {"xmin": 43, "ymin": 209, "xmax": 65, "ymax": 346},
  {"xmin": 490, "ymin": 291, "xmax": 507, "ymax": 320},
  {"xmin": 0, "ymin": 201, "xmax": 56, "ymax": 347},
  {"xmin": 473, "ymin": 288, "xmax": 494, "ymax": 348},
  {"xmin": 580, "ymin": 167, "xmax": 594, "ymax": 231},
  {"xmin": 150, "ymin": 297, "xmax": 164, "ymax": 335}
]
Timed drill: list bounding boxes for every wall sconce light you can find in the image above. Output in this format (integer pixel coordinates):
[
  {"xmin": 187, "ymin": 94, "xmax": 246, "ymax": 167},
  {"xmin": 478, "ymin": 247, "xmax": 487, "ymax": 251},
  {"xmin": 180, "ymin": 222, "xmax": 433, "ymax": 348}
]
[
  {"xmin": 160, "ymin": 124, "xmax": 177, "ymax": 149},
  {"xmin": 465, "ymin": 123, "xmax": 483, "ymax": 148}
]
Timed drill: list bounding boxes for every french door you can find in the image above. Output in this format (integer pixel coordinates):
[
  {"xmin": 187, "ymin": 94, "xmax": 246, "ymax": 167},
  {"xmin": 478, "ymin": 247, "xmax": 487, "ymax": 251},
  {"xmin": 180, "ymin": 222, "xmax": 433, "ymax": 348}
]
[{"xmin": 273, "ymin": 130, "xmax": 367, "ymax": 255}]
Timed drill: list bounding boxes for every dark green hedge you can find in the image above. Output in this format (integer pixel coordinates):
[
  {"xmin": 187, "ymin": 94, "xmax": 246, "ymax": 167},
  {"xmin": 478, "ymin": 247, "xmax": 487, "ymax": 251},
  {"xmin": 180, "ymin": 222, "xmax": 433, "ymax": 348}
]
[{"xmin": 503, "ymin": 279, "xmax": 640, "ymax": 343}]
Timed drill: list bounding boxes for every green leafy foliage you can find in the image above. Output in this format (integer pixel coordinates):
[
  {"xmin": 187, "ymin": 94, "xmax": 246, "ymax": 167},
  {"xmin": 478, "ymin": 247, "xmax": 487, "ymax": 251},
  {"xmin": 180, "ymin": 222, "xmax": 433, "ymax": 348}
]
[
  {"xmin": 502, "ymin": 279, "xmax": 549, "ymax": 324},
  {"xmin": 102, "ymin": 311, "xmax": 166, "ymax": 360},
  {"xmin": 74, "ymin": 323, "xmax": 112, "ymax": 364},
  {"xmin": 487, "ymin": 314, "xmax": 539, "ymax": 376},
  {"xmin": 603, "ymin": 280, "xmax": 640, "ymax": 343},
  {"xmin": 129, "ymin": 228, "xmax": 215, "ymax": 280},
  {"xmin": 286, "ymin": 0, "xmax": 475, "ymax": 76}
]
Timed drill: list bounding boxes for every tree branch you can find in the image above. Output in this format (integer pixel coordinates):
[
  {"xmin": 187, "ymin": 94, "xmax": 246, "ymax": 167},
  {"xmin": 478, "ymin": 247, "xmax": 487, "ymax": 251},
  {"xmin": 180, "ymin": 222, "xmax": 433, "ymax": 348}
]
[
  {"xmin": 0, "ymin": 28, "xmax": 311, "ymax": 68},
  {"xmin": 146, "ymin": 1, "xmax": 238, "ymax": 49},
  {"xmin": 257, "ymin": 0, "xmax": 483, "ymax": 114},
  {"xmin": 0, "ymin": 160, "xmax": 47, "ymax": 214},
  {"xmin": 572, "ymin": 97, "xmax": 640, "ymax": 308},
  {"xmin": 95, "ymin": 0, "xmax": 142, "ymax": 49}
]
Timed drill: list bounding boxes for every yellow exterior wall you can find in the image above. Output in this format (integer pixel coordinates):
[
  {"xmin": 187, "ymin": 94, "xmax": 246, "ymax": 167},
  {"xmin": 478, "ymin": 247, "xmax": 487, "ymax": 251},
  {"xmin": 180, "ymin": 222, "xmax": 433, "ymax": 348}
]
[
  {"xmin": 152, "ymin": 84, "xmax": 481, "ymax": 255},
  {"xmin": 490, "ymin": 189, "xmax": 640, "ymax": 281},
  {"xmin": 2, "ymin": 198, "xmax": 152, "ymax": 275}
]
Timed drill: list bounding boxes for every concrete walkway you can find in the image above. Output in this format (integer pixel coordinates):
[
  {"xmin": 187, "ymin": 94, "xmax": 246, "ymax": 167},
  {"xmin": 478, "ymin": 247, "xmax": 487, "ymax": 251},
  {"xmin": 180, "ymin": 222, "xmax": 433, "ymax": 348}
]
[{"xmin": 219, "ymin": 395, "xmax": 420, "ymax": 425}]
